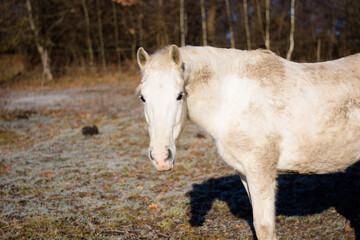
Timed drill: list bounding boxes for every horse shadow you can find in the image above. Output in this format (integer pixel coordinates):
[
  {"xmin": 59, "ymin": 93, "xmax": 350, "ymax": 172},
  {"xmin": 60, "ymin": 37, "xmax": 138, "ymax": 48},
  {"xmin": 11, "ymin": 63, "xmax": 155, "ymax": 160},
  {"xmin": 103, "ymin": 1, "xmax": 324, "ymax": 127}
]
[{"xmin": 186, "ymin": 162, "xmax": 360, "ymax": 239}]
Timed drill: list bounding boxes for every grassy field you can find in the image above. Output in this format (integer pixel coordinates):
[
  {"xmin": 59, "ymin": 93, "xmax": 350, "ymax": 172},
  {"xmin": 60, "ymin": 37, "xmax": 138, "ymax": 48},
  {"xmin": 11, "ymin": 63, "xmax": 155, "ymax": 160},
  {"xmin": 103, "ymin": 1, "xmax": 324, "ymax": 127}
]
[{"xmin": 0, "ymin": 73, "xmax": 359, "ymax": 239}]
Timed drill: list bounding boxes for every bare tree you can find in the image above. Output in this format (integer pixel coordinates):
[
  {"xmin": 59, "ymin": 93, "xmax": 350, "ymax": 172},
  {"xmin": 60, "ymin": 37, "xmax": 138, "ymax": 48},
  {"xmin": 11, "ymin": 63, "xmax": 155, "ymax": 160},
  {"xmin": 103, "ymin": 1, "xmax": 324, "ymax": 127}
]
[
  {"xmin": 81, "ymin": 0, "xmax": 94, "ymax": 67},
  {"xmin": 3, "ymin": 0, "xmax": 360, "ymax": 75},
  {"xmin": 200, "ymin": 0, "xmax": 207, "ymax": 46},
  {"xmin": 265, "ymin": 0, "xmax": 270, "ymax": 49},
  {"xmin": 225, "ymin": 0, "xmax": 235, "ymax": 48},
  {"xmin": 329, "ymin": 0, "xmax": 336, "ymax": 59},
  {"xmin": 255, "ymin": 0, "xmax": 265, "ymax": 45},
  {"xmin": 157, "ymin": 0, "xmax": 168, "ymax": 47},
  {"xmin": 317, "ymin": 38, "xmax": 321, "ymax": 62},
  {"xmin": 180, "ymin": 0, "xmax": 185, "ymax": 46},
  {"xmin": 273, "ymin": 7, "xmax": 288, "ymax": 42},
  {"xmin": 243, "ymin": 0, "xmax": 251, "ymax": 50},
  {"xmin": 207, "ymin": 0, "xmax": 217, "ymax": 46},
  {"xmin": 119, "ymin": 6, "xmax": 136, "ymax": 64},
  {"xmin": 26, "ymin": 0, "xmax": 53, "ymax": 84},
  {"xmin": 286, "ymin": 0, "xmax": 295, "ymax": 60},
  {"xmin": 138, "ymin": 13, "xmax": 144, "ymax": 48},
  {"xmin": 96, "ymin": 0, "xmax": 106, "ymax": 72},
  {"xmin": 112, "ymin": 0, "xmax": 121, "ymax": 70}
]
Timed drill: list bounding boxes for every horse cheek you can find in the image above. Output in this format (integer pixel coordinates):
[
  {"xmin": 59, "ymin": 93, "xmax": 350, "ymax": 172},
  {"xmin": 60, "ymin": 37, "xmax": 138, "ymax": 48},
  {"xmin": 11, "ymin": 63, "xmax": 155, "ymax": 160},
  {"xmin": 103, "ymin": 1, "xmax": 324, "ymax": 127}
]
[{"xmin": 174, "ymin": 105, "xmax": 185, "ymax": 140}]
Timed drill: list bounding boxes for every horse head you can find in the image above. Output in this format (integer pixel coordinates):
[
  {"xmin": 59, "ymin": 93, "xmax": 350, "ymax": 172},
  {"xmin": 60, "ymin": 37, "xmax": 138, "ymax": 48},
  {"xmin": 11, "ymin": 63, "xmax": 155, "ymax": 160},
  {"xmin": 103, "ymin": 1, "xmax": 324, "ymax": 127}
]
[{"xmin": 136, "ymin": 45, "xmax": 187, "ymax": 171}]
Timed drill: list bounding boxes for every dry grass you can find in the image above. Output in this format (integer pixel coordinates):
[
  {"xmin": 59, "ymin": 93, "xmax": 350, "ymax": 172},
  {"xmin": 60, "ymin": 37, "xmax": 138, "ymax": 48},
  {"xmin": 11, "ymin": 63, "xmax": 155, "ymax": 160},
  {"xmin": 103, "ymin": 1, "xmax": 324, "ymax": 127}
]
[{"xmin": 0, "ymin": 73, "xmax": 359, "ymax": 239}]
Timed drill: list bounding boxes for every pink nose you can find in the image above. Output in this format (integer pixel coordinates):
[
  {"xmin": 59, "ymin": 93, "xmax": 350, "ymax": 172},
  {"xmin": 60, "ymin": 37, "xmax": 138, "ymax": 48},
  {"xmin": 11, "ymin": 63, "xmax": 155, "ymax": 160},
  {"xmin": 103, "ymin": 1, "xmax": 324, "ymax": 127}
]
[
  {"xmin": 149, "ymin": 148, "xmax": 173, "ymax": 171},
  {"xmin": 155, "ymin": 151, "xmax": 168, "ymax": 166},
  {"xmin": 157, "ymin": 160, "xmax": 170, "ymax": 170}
]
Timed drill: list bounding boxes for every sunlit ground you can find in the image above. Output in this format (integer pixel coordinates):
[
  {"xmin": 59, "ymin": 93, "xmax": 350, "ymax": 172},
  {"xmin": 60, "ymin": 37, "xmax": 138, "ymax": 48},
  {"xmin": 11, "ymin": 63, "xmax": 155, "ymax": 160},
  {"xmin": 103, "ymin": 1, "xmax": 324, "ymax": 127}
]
[{"xmin": 0, "ymin": 73, "xmax": 359, "ymax": 239}]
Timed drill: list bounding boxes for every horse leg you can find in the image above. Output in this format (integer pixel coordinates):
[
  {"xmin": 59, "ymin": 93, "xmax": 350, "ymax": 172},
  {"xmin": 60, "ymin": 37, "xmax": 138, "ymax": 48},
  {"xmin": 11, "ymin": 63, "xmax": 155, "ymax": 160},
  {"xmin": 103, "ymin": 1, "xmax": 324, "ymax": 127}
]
[
  {"xmin": 246, "ymin": 163, "xmax": 277, "ymax": 240},
  {"xmin": 222, "ymin": 134, "xmax": 278, "ymax": 239}
]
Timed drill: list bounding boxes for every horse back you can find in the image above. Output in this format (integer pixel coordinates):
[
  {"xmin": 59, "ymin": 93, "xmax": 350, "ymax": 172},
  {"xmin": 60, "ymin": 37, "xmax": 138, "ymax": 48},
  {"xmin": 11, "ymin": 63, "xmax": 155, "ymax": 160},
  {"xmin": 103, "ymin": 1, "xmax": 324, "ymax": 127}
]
[{"xmin": 274, "ymin": 53, "xmax": 360, "ymax": 173}]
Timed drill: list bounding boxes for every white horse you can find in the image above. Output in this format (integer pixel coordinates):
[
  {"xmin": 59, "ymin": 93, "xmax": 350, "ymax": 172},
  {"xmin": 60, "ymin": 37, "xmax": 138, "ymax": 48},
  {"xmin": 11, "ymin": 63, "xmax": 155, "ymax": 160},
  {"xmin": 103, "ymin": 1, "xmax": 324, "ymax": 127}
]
[{"xmin": 136, "ymin": 45, "xmax": 360, "ymax": 240}]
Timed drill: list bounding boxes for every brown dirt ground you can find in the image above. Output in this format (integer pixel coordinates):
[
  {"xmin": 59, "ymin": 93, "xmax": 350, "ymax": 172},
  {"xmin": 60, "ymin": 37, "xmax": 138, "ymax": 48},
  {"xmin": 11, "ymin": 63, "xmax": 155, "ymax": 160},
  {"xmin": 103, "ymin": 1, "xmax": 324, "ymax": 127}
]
[{"xmin": 0, "ymin": 73, "xmax": 359, "ymax": 239}]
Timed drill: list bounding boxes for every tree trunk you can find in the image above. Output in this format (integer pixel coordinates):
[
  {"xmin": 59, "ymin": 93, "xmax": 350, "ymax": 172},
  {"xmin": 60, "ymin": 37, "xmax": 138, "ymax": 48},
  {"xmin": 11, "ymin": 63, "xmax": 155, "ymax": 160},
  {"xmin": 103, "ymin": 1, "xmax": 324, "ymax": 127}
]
[
  {"xmin": 81, "ymin": 0, "xmax": 94, "ymax": 67},
  {"xmin": 317, "ymin": 39, "xmax": 321, "ymax": 62},
  {"xmin": 180, "ymin": 0, "xmax": 185, "ymax": 46},
  {"xmin": 26, "ymin": 0, "xmax": 53, "ymax": 84},
  {"xmin": 112, "ymin": 0, "xmax": 121, "ymax": 70},
  {"xmin": 96, "ymin": 0, "xmax": 106, "ymax": 73},
  {"xmin": 329, "ymin": 0, "xmax": 336, "ymax": 59},
  {"xmin": 207, "ymin": 0, "xmax": 217, "ymax": 46},
  {"xmin": 243, "ymin": 0, "xmax": 251, "ymax": 50},
  {"xmin": 131, "ymin": 41, "xmax": 136, "ymax": 65},
  {"xmin": 119, "ymin": 8, "xmax": 136, "ymax": 65},
  {"xmin": 130, "ymin": 11, "xmax": 137, "ymax": 65},
  {"xmin": 157, "ymin": 0, "xmax": 168, "ymax": 47},
  {"xmin": 255, "ymin": 0, "xmax": 265, "ymax": 45},
  {"xmin": 265, "ymin": 0, "xmax": 270, "ymax": 49},
  {"xmin": 200, "ymin": 0, "xmax": 207, "ymax": 46},
  {"xmin": 274, "ymin": 8, "xmax": 287, "ymax": 40},
  {"xmin": 184, "ymin": 2, "xmax": 188, "ymax": 40},
  {"xmin": 286, "ymin": 0, "xmax": 295, "ymax": 60},
  {"xmin": 225, "ymin": 0, "xmax": 235, "ymax": 48},
  {"xmin": 138, "ymin": 13, "xmax": 144, "ymax": 47}
]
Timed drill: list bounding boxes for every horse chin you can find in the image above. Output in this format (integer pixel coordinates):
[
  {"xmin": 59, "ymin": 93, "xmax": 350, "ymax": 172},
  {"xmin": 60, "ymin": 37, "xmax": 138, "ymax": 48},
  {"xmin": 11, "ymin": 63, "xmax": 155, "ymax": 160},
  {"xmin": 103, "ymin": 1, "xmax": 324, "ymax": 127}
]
[
  {"xmin": 156, "ymin": 167, "xmax": 172, "ymax": 172},
  {"xmin": 155, "ymin": 166, "xmax": 172, "ymax": 172},
  {"xmin": 154, "ymin": 162, "xmax": 174, "ymax": 172}
]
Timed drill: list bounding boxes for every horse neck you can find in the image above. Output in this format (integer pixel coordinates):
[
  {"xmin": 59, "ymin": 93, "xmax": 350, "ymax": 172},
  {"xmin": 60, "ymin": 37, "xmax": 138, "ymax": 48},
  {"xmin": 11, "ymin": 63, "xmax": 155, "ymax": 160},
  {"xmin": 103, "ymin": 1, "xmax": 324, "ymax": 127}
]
[{"xmin": 181, "ymin": 47, "xmax": 232, "ymax": 137}]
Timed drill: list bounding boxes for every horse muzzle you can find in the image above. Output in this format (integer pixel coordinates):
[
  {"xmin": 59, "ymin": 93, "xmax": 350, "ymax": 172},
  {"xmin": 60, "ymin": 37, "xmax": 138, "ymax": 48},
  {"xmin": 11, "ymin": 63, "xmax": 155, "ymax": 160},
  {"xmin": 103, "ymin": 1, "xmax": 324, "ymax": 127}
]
[{"xmin": 148, "ymin": 147, "xmax": 175, "ymax": 171}]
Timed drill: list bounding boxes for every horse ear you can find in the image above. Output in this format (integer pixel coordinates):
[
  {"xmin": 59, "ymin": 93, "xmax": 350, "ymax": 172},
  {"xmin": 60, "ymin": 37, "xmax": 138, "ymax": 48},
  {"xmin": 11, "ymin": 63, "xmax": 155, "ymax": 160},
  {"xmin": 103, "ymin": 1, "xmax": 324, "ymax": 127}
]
[
  {"xmin": 169, "ymin": 45, "xmax": 182, "ymax": 69},
  {"xmin": 137, "ymin": 47, "xmax": 150, "ymax": 70}
]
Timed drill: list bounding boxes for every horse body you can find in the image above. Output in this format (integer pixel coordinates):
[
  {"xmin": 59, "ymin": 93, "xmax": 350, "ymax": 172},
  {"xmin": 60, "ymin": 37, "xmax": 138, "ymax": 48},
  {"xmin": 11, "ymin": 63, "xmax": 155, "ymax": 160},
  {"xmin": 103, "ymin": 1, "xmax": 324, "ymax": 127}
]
[
  {"xmin": 137, "ymin": 45, "xmax": 360, "ymax": 240},
  {"xmin": 181, "ymin": 46, "xmax": 360, "ymax": 173}
]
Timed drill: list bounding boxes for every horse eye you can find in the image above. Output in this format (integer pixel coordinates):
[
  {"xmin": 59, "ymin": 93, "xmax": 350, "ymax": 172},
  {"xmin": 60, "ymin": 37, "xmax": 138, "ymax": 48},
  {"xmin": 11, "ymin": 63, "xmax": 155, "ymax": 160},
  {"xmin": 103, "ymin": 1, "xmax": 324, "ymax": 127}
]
[
  {"xmin": 139, "ymin": 94, "xmax": 146, "ymax": 103},
  {"xmin": 177, "ymin": 92, "xmax": 184, "ymax": 101}
]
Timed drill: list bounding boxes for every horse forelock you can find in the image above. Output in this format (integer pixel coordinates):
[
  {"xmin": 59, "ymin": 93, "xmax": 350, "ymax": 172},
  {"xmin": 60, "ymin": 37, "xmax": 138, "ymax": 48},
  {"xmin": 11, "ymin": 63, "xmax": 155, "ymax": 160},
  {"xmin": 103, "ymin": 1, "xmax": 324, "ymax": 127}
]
[{"xmin": 138, "ymin": 48, "xmax": 185, "ymax": 94}]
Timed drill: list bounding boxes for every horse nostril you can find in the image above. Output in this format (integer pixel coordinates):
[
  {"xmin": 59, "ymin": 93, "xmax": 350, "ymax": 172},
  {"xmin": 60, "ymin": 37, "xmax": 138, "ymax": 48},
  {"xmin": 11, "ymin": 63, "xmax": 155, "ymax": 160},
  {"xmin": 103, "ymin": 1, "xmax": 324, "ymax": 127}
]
[
  {"xmin": 149, "ymin": 149, "xmax": 155, "ymax": 161},
  {"xmin": 166, "ymin": 148, "xmax": 172, "ymax": 161}
]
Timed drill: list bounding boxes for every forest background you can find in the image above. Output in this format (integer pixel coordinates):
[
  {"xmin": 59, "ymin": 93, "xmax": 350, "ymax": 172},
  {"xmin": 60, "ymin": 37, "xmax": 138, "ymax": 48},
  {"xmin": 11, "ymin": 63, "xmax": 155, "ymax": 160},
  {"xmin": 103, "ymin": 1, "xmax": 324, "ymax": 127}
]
[{"xmin": 0, "ymin": 0, "xmax": 359, "ymax": 83}]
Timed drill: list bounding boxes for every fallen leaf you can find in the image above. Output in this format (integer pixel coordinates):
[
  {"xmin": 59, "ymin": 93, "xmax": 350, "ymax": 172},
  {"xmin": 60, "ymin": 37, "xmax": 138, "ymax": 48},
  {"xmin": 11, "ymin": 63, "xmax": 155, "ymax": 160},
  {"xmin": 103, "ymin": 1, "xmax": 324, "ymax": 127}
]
[{"xmin": 149, "ymin": 203, "xmax": 158, "ymax": 211}]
